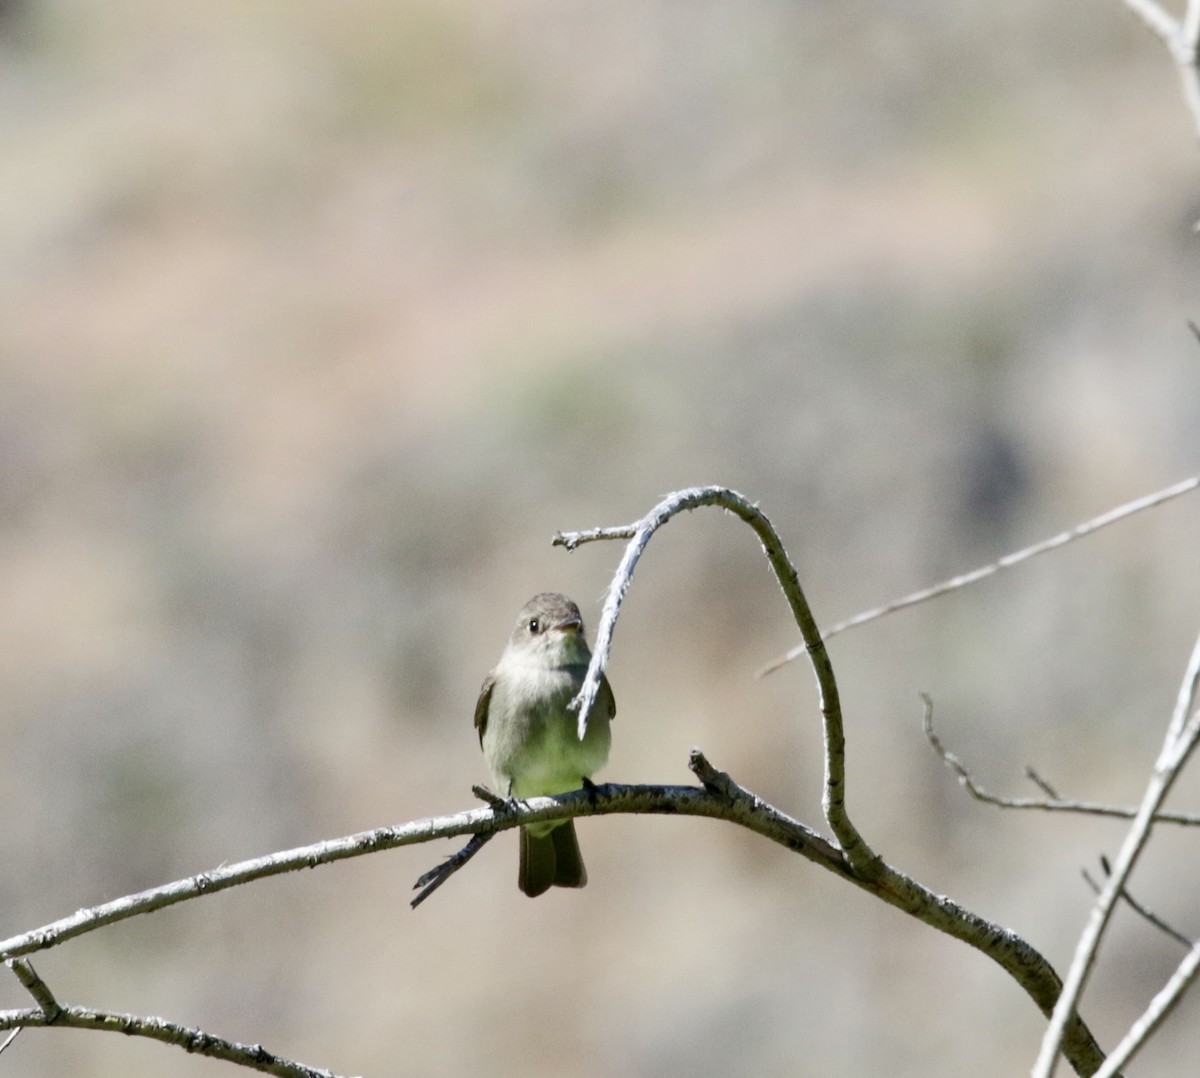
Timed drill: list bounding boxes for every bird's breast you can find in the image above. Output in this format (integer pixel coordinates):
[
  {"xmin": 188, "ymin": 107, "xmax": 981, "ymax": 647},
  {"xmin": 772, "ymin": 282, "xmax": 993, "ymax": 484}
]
[{"xmin": 481, "ymin": 659, "xmax": 611, "ymax": 797}]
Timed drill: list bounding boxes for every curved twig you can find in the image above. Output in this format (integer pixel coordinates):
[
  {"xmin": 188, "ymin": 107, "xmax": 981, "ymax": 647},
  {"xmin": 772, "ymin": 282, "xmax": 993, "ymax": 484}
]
[
  {"xmin": 922, "ymin": 695, "xmax": 1200, "ymax": 825},
  {"xmin": 554, "ymin": 486, "xmax": 881, "ymax": 878}
]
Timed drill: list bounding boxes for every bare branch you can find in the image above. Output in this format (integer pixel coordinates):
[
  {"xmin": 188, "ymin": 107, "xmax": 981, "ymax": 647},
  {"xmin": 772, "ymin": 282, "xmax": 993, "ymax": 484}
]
[
  {"xmin": 0, "ymin": 1028, "xmax": 20, "ymax": 1057},
  {"xmin": 689, "ymin": 748, "xmax": 744, "ymax": 800},
  {"xmin": 1167, "ymin": 615, "xmax": 1200, "ymax": 748},
  {"xmin": 411, "ymin": 833, "xmax": 494, "ymax": 909},
  {"xmin": 924, "ymin": 698, "xmax": 1200, "ymax": 825},
  {"xmin": 1034, "ymin": 628, "xmax": 1200, "ymax": 1076},
  {"xmin": 3, "ymin": 958, "xmax": 339, "ymax": 1075},
  {"xmin": 555, "ymin": 493, "xmax": 1111, "ymax": 1071},
  {"xmin": 1119, "ymin": 0, "xmax": 1200, "ymax": 134},
  {"xmin": 1183, "ymin": 0, "xmax": 1200, "ymax": 54},
  {"xmin": 0, "ymin": 804, "xmax": 502, "ymax": 961},
  {"xmin": 1093, "ymin": 940, "xmax": 1200, "ymax": 1077},
  {"xmin": 1081, "ymin": 864, "xmax": 1193, "ymax": 949},
  {"xmin": 758, "ymin": 475, "xmax": 1200, "ymax": 676},
  {"xmin": 0, "ymin": 1002, "xmax": 342, "ymax": 1078},
  {"xmin": 0, "ymin": 757, "xmax": 1107, "ymax": 1075},
  {"xmin": 1025, "ymin": 767, "xmax": 1063, "ymax": 800},
  {"xmin": 7, "ymin": 960, "xmax": 60, "ymax": 1020},
  {"xmin": 553, "ymin": 524, "xmax": 634, "ymax": 549},
  {"xmin": 471, "ymin": 784, "xmax": 508, "ymax": 810},
  {"xmin": 1122, "ymin": 0, "xmax": 1181, "ymax": 45},
  {"xmin": 555, "ymin": 486, "xmax": 881, "ymax": 877},
  {"xmin": 0, "ymin": 776, "xmax": 848, "ymax": 962}
]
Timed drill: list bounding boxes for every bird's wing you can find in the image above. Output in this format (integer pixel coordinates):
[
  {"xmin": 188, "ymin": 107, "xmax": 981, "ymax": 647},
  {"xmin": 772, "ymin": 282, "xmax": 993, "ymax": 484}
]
[
  {"xmin": 474, "ymin": 669, "xmax": 496, "ymax": 745},
  {"xmin": 598, "ymin": 671, "xmax": 616, "ymax": 721}
]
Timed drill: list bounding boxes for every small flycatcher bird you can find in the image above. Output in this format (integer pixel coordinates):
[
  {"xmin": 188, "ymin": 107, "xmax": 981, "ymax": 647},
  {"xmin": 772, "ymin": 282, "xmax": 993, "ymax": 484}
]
[{"xmin": 475, "ymin": 593, "xmax": 615, "ymax": 897}]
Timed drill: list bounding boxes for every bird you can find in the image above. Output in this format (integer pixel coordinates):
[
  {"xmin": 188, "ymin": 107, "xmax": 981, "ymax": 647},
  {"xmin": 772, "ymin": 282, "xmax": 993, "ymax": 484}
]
[{"xmin": 475, "ymin": 593, "xmax": 615, "ymax": 897}]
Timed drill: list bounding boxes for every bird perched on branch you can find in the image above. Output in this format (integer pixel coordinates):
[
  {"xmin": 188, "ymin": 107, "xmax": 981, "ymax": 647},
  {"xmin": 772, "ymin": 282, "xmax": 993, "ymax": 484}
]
[{"xmin": 475, "ymin": 593, "xmax": 615, "ymax": 897}]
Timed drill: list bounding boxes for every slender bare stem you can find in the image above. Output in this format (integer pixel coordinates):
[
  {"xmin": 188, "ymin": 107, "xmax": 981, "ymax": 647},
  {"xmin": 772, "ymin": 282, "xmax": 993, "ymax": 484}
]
[
  {"xmin": 1081, "ymin": 866, "xmax": 1193, "ymax": 949},
  {"xmin": 1167, "ymin": 618, "xmax": 1200, "ymax": 747},
  {"xmin": 1119, "ymin": 0, "xmax": 1200, "ymax": 134},
  {"xmin": 0, "ymin": 1005, "xmax": 340, "ymax": 1078},
  {"xmin": 1185, "ymin": 0, "xmax": 1200, "ymax": 50},
  {"xmin": 923, "ymin": 697, "xmax": 1200, "ymax": 825},
  {"xmin": 3, "ymin": 957, "xmax": 339, "ymax": 1076},
  {"xmin": 411, "ymin": 833, "xmax": 494, "ymax": 909},
  {"xmin": 7, "ymin": 960, "xmax": 60, "ymax": 1020},
  {"xmin": 758, "ymin": 476, "xmax": 1200, "ymax": 676},
  {"xmin": 1092, "ymin": 940, "xmax": 1200, "ymax": 1077},
  {"xmin": 1034, "ymin": 629, "xmax": 1200, "ymax": 1077},
  {"xmin": 1122, "ymin": 0, "xmax": 1181, "ymax": 44}
]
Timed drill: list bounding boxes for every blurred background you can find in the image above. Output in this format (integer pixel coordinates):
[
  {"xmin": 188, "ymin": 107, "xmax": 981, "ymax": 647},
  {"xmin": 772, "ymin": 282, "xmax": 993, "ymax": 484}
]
[{"xmin": 1, "ymin": 1, "xmax": 1198, "ymax": 1075}]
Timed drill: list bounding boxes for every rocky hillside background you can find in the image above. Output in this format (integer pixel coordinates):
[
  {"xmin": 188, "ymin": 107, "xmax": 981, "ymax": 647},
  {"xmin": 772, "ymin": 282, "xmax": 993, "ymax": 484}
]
[{"xmin": 1, "ymin": 2, "xmax": 1198, "ymax": 1075}]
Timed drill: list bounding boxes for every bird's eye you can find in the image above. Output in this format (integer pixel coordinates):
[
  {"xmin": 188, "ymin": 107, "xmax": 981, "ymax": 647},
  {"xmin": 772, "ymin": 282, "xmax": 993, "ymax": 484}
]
[{"xmin": 528, "ymin": 618, "xmax": 541, "ymax": 634}]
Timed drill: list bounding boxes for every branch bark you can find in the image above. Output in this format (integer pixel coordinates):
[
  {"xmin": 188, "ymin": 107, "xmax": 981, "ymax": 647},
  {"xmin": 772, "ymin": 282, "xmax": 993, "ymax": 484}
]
[{"xmin": 556, "ymin": 486, "xmax": 881, "ymax": 878}]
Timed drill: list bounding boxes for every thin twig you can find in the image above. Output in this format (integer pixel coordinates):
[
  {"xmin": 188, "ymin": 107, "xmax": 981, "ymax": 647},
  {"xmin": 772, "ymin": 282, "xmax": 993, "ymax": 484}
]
[
  {"xmin": 1093, "ymin": 939, "xmax": 1200, "ymax": 1078},
  {"xmin": 555, "ymin": 486, "xmax": 881, "ymax": 877},
  {"xmin": 6, "ymin": 960, "xmax": 60, "ymax": 1020},
  {"xmin": 1034, "ymin": 628, "xmax": 1200, "ymax": 1077},
  {"xmin": 757, "ymin": 475, "xmax": 1200, "ymax": 677},
  {"xmin": 1167, "ymin": 617, "xmax": 1200, "ymax": 748},
  {"xmin": 689, "ymin": 748, "xmax": 743, "ymax": 801},
  {"xmin": 1025, "ymin": 767, "xmax": 1062, "ymax": 800},
  {"xmin": 1180, "ymin": 0, "xmax": 1200, "ymax": 55},
  {"xmin": 0, "ymin": 1028, "xmax": 21, "ymax": 1057},
  {"xmin": 1122, "ymin": 0, "xmax": 1181, "ymax": 45},
  {"xmin": 0, "ymin": 805, "xmax": 508, "ymax": 960},
  {"xmin": 923, "ymin": 698, "xmax": 1200, "ymax": 825},
  {"xmin": 1185, "ymin": 0, "xmax": 1200, "ymax": 50},
  {"xmin": 411, "ymin": 833, "xmax": 494, "ymax": 909},
  {"xmin": 0, "ymin": 1004, "xmax": 342, "ymax": 1078},
  {"xmin": 1120, "ymin": 0, "xmax": 1200, "ymax": 135},
  {"xmin": 471, "ymin": 784, "xmax": 508, "ymax": 810},
  {"xmin": 553, "ymin": 525, "xmax": 633, "ymax": 549},
  {"xmin": 1081, "ymin": 864, "xmax": 1192, "ymax": 949}
]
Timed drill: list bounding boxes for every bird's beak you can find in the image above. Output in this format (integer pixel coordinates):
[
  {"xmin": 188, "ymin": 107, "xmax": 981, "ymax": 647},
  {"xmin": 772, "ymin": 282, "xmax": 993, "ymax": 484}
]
[{"xmin": 553, "ymin": 617, "xmax": 583, "ymax": 634}]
